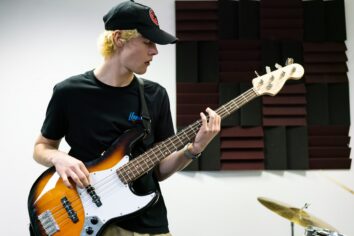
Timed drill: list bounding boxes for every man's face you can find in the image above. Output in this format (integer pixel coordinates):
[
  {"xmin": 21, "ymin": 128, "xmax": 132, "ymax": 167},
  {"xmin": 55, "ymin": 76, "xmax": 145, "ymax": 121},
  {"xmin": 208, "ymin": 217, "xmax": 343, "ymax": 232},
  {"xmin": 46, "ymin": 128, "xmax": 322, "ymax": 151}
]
[{"xmin": 119, "ymin": 35, "xmax": 158, "ymax": 75}]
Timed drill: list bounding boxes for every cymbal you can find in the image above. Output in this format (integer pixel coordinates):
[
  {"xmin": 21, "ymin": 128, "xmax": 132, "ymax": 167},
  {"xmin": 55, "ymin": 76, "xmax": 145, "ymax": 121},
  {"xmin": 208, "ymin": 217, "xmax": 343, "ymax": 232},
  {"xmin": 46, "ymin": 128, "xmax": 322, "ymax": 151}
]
[{"xmin": 257, "ymin": 197, "xmax": 338, "ymax": 232}]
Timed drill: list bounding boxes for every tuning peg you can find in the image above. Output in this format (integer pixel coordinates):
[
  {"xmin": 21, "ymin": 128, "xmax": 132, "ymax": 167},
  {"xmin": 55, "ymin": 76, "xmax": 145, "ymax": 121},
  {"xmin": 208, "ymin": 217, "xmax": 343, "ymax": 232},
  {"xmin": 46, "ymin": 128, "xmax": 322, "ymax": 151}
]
[
  {"xmin": 291, "ymin": 66, "xmax": 296, "ymax": 73},
  {"xmin": 254, "ymin": 70, "xmax": 261, "ymax": 77},
  {"xmin": 285, "ymin": 58, "xmax": 294, "ymax": 65},
  {"xmin": 265, "ymin": 66, "xmax": 271, "ymax": 74},
  {"xmin": 275, "ymin": 63, "xmax": 282, "ymax": 69},
  {"xmin": 280, "ymin": 71, "xmax": 286, "ymax": 78}
]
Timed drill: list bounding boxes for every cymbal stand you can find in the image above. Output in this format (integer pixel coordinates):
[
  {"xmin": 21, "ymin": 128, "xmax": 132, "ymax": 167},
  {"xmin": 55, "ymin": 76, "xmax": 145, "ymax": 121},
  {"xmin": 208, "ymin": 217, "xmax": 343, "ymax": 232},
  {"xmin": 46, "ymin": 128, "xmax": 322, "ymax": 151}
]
[{"xmin": 290, "ymin": 203, "xmax": 310, "ymax": 236}]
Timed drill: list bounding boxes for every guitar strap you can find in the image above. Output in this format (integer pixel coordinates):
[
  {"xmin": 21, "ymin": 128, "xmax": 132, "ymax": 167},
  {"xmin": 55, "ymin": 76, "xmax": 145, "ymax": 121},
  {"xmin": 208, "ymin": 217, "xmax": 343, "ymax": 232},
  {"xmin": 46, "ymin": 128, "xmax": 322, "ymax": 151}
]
[{"xmin": 136, "ymin": 77, "xmax": 151, "ymax": 137}]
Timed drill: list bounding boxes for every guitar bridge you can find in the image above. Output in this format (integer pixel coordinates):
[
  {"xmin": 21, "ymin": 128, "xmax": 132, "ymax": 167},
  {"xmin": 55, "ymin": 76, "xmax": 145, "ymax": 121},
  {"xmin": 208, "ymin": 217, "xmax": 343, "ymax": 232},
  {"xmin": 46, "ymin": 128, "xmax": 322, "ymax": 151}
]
[{"xmin": 38, "ymin": 210, "xmax": 60, "ymax": 236}]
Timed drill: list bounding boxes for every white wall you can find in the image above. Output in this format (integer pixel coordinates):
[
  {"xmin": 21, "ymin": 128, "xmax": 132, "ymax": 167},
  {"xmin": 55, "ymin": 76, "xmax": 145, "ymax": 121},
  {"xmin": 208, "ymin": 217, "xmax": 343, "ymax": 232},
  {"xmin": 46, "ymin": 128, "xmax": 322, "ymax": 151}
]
[{"xmin": 0, "ymin": 0, "xmax": 352, "ymax": 235}]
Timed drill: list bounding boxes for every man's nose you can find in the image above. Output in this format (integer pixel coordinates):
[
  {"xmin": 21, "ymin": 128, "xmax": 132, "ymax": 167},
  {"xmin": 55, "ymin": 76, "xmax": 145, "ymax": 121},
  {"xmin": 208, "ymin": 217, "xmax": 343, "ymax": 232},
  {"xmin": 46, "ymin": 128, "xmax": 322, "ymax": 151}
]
[{"xmin": 150, "ymin": 43, "xmax": 158, "ymax": 55}]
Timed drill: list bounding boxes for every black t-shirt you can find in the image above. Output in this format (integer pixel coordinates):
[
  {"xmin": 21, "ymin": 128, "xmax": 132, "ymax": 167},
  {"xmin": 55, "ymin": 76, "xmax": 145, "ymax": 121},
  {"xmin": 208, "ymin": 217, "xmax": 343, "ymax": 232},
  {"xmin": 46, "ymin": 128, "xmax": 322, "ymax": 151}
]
[{"xmin": 41, "ymin": 70, "xmax": 175, "ymax": 234}]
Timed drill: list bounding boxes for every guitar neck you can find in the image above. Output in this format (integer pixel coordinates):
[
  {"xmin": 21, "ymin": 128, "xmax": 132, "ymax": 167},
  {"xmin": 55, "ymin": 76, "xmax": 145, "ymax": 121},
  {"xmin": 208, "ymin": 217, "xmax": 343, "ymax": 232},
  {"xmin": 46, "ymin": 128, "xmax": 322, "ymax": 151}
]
[{"xmin": 118, "ymin": 88, "xmax": 259, "ymax": 184}]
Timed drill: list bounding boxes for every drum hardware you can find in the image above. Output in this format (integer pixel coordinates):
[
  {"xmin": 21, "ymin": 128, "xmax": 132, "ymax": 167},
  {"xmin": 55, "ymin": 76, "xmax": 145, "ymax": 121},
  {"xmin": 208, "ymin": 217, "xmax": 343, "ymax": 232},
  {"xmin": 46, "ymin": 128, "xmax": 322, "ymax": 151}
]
[
  {"xmin": 257, "ymin": 197, "xmax": 339, "ymax": 236},
  {"xmin": 305, "ymin": 226, "xmax": 345, "ymax": 236}
]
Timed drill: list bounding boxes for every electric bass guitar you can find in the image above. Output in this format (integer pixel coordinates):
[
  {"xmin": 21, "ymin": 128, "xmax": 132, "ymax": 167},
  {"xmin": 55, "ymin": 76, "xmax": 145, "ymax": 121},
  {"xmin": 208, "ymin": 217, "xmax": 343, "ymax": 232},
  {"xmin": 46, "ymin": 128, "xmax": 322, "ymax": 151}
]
[{"xmin": 28, "ymin": 60, "xmax": 304, "ymax": 236}]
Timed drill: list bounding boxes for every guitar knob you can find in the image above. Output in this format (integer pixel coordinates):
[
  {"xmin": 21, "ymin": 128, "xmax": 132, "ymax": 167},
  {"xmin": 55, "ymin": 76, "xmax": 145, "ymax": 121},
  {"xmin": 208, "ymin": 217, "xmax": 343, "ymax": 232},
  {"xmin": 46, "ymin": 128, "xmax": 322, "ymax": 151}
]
[
  {"xmin": 85, "ymin": 226, "xmax": 94, "ymax": 235},
  {"xmin": 90, "ymin": 217, "xmax": 99, "ymax": 225}
]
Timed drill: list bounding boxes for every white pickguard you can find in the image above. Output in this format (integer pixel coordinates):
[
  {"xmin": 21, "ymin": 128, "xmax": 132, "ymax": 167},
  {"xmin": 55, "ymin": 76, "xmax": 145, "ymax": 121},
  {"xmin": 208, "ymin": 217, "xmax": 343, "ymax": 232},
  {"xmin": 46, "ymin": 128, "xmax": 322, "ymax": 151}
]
[{"xmin": 77, "ymin": 155, "xmax": 157, "ymax": 236}]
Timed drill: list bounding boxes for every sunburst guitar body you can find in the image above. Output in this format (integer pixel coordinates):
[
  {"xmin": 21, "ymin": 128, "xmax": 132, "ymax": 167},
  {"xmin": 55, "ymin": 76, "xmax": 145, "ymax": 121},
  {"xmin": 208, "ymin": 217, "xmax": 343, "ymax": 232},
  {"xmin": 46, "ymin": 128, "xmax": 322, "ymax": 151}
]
[{"xmin": 28, "ymin": 128, "xmax": 158, "ymax": 236}]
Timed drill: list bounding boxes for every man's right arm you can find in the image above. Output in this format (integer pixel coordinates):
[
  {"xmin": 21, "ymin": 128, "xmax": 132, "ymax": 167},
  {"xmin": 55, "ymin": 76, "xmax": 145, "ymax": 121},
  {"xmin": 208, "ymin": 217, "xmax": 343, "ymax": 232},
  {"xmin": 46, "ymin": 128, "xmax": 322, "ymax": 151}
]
[{"xmin": 33, "ymin": 134, "xmax": 90, "ymax": 188}]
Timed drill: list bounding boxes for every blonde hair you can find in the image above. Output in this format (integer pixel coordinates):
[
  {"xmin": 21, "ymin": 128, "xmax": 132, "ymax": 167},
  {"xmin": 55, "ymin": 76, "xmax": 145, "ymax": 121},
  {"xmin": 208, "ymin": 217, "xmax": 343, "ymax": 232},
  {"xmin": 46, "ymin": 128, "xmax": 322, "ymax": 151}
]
[{"xmin": 98, "ymin": 29, "xmax": 141, "ymax": 58}]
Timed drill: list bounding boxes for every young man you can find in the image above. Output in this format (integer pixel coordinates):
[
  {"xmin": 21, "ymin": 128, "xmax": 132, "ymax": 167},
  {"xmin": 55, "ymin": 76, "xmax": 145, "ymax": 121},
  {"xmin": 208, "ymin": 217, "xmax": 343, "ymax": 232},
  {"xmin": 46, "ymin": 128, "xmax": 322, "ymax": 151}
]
[{"xmin": 33, "ymin": 1, "xmax": 221, "ymax": 235}]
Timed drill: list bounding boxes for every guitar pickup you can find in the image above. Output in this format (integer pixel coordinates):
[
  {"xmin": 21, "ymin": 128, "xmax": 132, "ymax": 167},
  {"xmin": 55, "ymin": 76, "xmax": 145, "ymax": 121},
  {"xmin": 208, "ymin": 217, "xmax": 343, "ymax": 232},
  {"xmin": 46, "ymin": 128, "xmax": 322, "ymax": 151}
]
[
  {"xmin": 86, "ymin": 185, "xmax": 102, "ymax": 207},
  {"xmin": 61, "ymin": 197, "xmax": 79, "ymax": 223}
]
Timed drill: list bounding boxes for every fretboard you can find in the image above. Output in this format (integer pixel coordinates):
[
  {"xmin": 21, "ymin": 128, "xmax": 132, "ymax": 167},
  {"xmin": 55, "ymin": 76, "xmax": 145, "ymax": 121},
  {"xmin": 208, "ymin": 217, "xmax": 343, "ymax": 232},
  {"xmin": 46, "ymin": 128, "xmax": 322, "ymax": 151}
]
[{"xmin": 117, "ymin": 88, "xmax": 259, "ymax": 184}]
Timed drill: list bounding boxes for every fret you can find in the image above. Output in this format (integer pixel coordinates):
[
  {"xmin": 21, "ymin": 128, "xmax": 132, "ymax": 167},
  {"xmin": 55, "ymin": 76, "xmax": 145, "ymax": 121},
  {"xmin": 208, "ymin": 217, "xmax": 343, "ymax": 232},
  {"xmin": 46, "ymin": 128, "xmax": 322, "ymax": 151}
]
[
  {"xmin": 131, "ymin": 161, "xmax": 141, "ymax": 173},
  {"xmin": 179, "ymin": 129, "xmax": 191, "ymax": 144},
  {"xmin": 118, "ymin": 166, "xmax": 128, "ymax": 181},
  {"xmin": 131, "ymin": 171, "xmax": 139, "ymax": 181},
  {"xmin": 129, "ymin": 160, "xmax": 140, "ymax": 177},
  {"xmin": 146, "ymin": 150, "xmax": 156, "ymax": 167},
  {"xmin": 131, "ymin": 162, "xmax": 144, "ymax": 180},
  {"xmin": 222, "ymin": 103, "xmax": 229, "ymax": 114},
  {"xmin": 191, "ymin": 123, "xmax": 199, "ymax": 135},
  {"xmin": 174, "ymin": 134, "xmax": 185, "ymax": 147},
  {"xmin": 136, "ymin": 156, "xmax": 149, "ymax": 172},
  {"xmin": 221, "ymin": 105, "xmax": 231, "ymax": 118},
  {"xmin": 123, "ymin": 168, "xmax": 133, "ymax": 183},
  {"xmin": 124, "ymin": 166, "xmax": 135, "ymax": 181},
  {"xmin": 241, "ymin": 93, "xmax": 248, "ymax": 104},
  {"xmin": 230, "ymin": 99, "xmax": 239, "ymax": 111},
  {"xmin": 167, "ymin": 137, "xmax": 177, "ymax": 151},
  {"xmin": 150, "ymin": 148, "xmax": 160, "ymax": 163},
  {"xmin": 161, "ymin": 142, "xmax": 171, "ymax": 157},
  {"xmin": 139, "ymin": 157, "xmax": 150, "ymax": 171},
  {"xmin": 116, "ymin": 170, "xmax": 126, "ymax": 183},
  {"xmin": 222, "ymin": 105, "xmax": 230, "ymax": 115},
  {"xmin": 155, "ymin": 144, "xmax": 166, "ymax": 158},
  {"xmin": 218, "ymin": 105, "xmax": 230, "ymax": 119}
]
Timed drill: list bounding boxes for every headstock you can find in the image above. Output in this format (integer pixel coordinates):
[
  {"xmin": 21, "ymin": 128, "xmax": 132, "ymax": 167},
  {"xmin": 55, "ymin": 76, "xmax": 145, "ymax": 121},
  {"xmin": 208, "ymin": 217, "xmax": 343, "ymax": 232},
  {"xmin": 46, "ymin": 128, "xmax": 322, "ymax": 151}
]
[{"xmin": 252, "ymin": 59, "xmax": 304, "ymax": 96}]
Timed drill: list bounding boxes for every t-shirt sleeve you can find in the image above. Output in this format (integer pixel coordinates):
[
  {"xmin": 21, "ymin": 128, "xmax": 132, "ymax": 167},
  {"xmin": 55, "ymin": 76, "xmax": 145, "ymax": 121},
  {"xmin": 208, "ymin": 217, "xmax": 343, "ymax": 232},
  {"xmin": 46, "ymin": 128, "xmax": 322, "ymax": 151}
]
[
  {"xmin": 40, "ymin": 84, "xmax": 68, "ymax": 140},
  {"xmin": 154, "ymin": 88, "xmax": 175, "ymax": 142}
]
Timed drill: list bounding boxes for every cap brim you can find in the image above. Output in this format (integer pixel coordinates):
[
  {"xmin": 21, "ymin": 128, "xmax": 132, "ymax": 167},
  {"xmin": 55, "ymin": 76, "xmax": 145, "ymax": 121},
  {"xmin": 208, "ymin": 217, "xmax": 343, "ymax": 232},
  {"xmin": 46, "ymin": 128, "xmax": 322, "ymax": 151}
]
[{"xmin": 138, "ymin": 27, "xmax": 178, "ymax": 45}]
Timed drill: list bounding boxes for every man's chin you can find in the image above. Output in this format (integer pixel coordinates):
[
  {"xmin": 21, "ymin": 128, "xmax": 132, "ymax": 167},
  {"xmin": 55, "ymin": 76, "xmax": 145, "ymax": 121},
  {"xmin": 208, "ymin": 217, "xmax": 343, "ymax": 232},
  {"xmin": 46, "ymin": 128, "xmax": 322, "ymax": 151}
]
[{"xmin": 134, "ymin": 69, "xmax": 147, "ymax": 75}]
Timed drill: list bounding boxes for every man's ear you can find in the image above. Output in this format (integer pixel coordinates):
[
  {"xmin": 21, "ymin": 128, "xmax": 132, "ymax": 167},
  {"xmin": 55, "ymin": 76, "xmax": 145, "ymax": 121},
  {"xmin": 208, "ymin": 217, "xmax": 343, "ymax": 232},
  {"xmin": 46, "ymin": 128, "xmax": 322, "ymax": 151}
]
[{"xmin": 113, "ymin": 30, "xmax": 124, "ymax": 48}]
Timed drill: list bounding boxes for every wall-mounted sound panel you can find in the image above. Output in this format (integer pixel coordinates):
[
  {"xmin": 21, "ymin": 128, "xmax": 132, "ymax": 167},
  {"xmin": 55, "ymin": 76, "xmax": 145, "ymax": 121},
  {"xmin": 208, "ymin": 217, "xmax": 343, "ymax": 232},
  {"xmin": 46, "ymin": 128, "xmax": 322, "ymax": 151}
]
[
  {"xmin": 220, "ymin": 126, "xmax": 265, "ymax": 170},
  {"xmin": 260, "ymin": 0, "xmax": 303, "ymax": 40},
  {"xmin": 308, "ymin": 126, "xmax": 351, "ymax": 169},
  {"xmin": 219, "ymin": 40, "xmax": 261, "ymax": 82},
  {"xmin": 176, "ymin": 1, "xmax": 218, "ymax": 41},
  {"xmin": 303, "ymin": 42, "xmax": 348, "ymax": 83},
  {"xmin": 175, "ymin": 0, "xmax": 351, "ymax": 170},
  {"xmin": 177, "ymin": 83, "xmax": 219, "ymax": 126},
  {"xmin": 263, "ymin": 84, "xmax": 307, "ymax": 126}
]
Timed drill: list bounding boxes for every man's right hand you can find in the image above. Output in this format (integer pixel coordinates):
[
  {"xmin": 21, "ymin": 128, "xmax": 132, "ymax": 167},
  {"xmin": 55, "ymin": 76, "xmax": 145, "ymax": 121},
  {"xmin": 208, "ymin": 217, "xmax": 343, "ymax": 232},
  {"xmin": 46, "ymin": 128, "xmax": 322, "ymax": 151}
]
[
  {"xmin": 33, "ymin": 134, "xmax": 90, "ymax": 189},
  {"xmin": 51, "ymin": 153, "xmax": 90, "ymax": 189}
]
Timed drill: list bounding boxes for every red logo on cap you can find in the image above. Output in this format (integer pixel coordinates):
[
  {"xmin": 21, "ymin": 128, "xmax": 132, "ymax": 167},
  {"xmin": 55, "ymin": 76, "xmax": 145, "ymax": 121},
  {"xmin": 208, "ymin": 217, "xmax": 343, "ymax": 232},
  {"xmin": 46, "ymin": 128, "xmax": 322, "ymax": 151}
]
[{"xmin": 149, "ymin": 9, "xmax": 159, "ymax": 26}]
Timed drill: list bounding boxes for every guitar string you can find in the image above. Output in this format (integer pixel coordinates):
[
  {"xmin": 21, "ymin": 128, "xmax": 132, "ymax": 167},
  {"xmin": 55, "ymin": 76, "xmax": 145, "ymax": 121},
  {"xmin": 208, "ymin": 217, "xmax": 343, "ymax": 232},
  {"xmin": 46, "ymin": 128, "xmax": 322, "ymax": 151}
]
[
  {"xmin": 41, "ymin": 89, "xmax": 258, "ymax": 229},
  {"xmin": 43, "ymin": 89, "xmax": 258, "ymax": 229},
  {"xmin": 53, "ymin": 90, "xmax": 258, "ymax": 229},
  {"xmin": 40, "ymin": 65, "xmax": 299, "ymax": 229}
]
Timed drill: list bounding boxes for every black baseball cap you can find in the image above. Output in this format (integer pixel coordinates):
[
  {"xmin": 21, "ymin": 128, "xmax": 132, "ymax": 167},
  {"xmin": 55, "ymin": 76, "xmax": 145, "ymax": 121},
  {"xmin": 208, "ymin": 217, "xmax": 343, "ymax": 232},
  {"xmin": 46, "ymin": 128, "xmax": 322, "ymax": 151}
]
[{"xmin": 103, "ymin": 0, "xmax": 178, "ymax": 45}]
